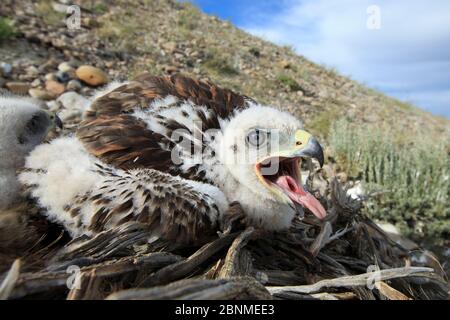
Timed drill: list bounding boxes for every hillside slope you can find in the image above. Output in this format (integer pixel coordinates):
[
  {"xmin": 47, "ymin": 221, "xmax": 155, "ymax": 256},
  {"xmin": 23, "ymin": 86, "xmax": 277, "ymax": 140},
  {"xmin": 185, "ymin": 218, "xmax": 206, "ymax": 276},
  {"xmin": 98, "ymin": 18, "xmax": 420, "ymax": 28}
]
[{"xmin": 3, "ymin": 0, "xmax": 449, "ymax": 137}]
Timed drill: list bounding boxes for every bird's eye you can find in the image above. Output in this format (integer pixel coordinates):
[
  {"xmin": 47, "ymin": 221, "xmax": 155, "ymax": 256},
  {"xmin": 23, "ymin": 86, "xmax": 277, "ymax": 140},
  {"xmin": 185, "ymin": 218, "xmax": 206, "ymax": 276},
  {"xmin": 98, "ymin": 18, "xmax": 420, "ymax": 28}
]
[
  {"xmin": 27, "ymin": 115, "xmax": 40, "ymax": 131},
  {"xmin": 246, "ymin": 129, "xmax": 269, "ymax": 147}
]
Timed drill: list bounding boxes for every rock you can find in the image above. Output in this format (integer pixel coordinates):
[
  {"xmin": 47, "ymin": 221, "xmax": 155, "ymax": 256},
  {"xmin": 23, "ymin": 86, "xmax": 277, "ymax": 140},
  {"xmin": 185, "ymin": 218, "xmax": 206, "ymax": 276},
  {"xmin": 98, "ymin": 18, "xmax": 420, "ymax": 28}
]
[
  {"xmin": 174, "ymin": 53, "xmax": 184, "ymax": 60},
  {"xmin": 58, "ymin": 62, "xmax": 75, "ymax": 73},
  {"xmin": 162, "ymin": 41, "xmax": 177, "ymax": 53},
  {"xmin": 81, "ymin": 87, "xmax": 92, "ymax": 95},
  {"xmin": 46, "ymin": 100, "xmax": 60, "ymax": 112},
  {"xmin": 66, "ymin": 79, "xmax": 82, "ymax": 91},
  {"xmin": 28, "ymin": 88, "xmax": 56, "ymax": 101},
  {"xmin": 249, "ymin": 47, "xmax": 261, "ymax": 57},
  {"xmin": 57, "ymin": 91, "xmax": 90, "ymax": 121},
  {"xmin": 5, "ymin": 82, "xmax": 30, "ymax": 95},
  {"xmin": 0, "ymin": 62, "xmax": 12, "ymax": 77},
  {"xmin": 278, "ymin": 60, "xmax": 291, "ymax": 69},
  {"xmin": 163, "ymin": 65, "xmax": 179, "ymax": 74},
  {"xmin": 52, "ymin": 2, "xmax": 69, "ymax": 13},
  {"xmin": 38, "ymin": 59, "xmax": 58, "ymax": 73},
  {"xmin": 45, "ymin": 80, "xmax": 65, "ymax": 96},
  {"xmin": 377, "ymin": 222, "xmax": 419, "ymax": 251},
  {"xmin": 56, "ymin": 70, "xmax": 75, "ymax": 83},
  {"xmin": 82, "ymin": 17, "xmax": 99, "ymax": 28},
  {"xmin": 45, "ymin": 73, "xmax": 58, "ymax": 81},
  {"xmin": 75, "ymin": 65, "xmax": 108, "ymax": 86},
  {"xmin": 25, "ymin": 65, "xmax": 39, "ymax": 77},
  {"xmin": 30, "ymin": 78, "xmax": 42, "ymax": 88},
  {"xmin": 105, "ymin": 61, "xmax": 115, "ymax": 69}
]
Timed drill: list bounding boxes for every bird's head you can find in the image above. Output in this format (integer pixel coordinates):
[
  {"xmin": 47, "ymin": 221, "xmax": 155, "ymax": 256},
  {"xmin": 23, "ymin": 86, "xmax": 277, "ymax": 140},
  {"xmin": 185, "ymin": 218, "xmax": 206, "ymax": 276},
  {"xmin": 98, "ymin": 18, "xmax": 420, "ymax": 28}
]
[
  {"xmin": 0, "ymin": 95, "xmax": 62, "ymax": 169},
  {"xmin": 220, "ymin": 105, "xmax": 326, "ymax": 221}
]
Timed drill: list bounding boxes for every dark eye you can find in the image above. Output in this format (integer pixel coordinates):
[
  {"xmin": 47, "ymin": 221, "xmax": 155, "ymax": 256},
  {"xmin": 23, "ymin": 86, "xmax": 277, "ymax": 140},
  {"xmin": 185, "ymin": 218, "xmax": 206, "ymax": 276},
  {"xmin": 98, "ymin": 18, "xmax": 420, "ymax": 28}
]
[
  {"xmin": 246, "ymin": 129, "xmax": 269, "ymax": 147},
  {"xmin": 29, "ymin": 115, "xmax": 38, "ymax": 128},
  {"xmin": 27, "ymin": 115, "xmax": 41, "ymax": 132}
]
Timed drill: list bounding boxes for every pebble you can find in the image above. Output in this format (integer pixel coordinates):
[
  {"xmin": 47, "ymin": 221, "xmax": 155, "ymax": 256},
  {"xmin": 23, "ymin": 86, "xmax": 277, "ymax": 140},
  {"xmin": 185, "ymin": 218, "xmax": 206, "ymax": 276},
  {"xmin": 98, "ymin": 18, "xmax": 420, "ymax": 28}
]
[
  {"xmin": 162, "ymin": 41, "xmax": 177, "ymax": 53},
  {"xmin": 52, "ymin": 2, "xmax": 69, "ymax": 13},
  {"xmin": 105, "ymin": 61, "xmax": 115, "ymax": 69},
  {"xmin": 75, "ymin": 65, "xmax": 108, "ymax": 86},
  {"xmin": 57, "ymin": 91, "xmax": 90, "ymax": 121},
  {"xmin": 278, "ymin": 60, "xmax": 291, "ymax": 69},
  {"xmin": 163, "ymin": 65, "xmax": 179, "ymax": 74},
  {"xmin": 0, "ymin": 62, "xmax": 12, "ymax": 77},
  {"xmin": 38, "ymin": 59, "xmax": 58, "ymax": 73},
  {"xmin": 82, "ymin": 17, "xmax": 99, "ymax": 28},
  {"xmin": 56, "ymin": 70, "xmax": 75, "ymax": 83},
  {"xmin": 66, "ymin": 79, "xmax": 82, "ymax": 91},
  {"xmin": 45, "ymin": 80, "xmax": 66, "ymax": 95},
  {"xmin": 25, "ymin": 65, "xmax": 39, "ymax": 77},
  {"xmin": 45, "ymin": 73, "xmax": 58, "ymax": 81},
  {"xmin": 30, "ymin": 78, "xmax": 42, "ymax": 88},
  {"xmin": 58, "ymin": 62, "xmax": 75, "ymax": 73},
  {"xmin": 28, "ymin": 88, "xmax": 56, "ymax": 101},
  {"xmin": 5, "ymin": 82, "xmax": 30, "ymax": 95},
  {"xmin": 46, "ymin": 100, "xmax": 60, "ymax": 112}
]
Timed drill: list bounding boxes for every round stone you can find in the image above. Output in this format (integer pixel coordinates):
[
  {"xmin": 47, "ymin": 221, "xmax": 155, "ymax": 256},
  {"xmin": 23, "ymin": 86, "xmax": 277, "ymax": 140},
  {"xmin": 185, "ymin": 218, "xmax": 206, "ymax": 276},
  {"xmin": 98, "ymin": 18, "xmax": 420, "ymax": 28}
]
[{"xmin": 75, "ymin": 65, "xmax": 108, "ymax": 86}]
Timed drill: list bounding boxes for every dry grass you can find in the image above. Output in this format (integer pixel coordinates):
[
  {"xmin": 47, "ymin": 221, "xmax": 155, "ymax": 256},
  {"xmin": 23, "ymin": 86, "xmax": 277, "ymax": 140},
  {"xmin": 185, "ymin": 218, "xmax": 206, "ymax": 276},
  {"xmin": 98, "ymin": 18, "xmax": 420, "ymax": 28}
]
[{"xmin": 35, "ymin": 0, "xmax": 65, "ymax": 26}]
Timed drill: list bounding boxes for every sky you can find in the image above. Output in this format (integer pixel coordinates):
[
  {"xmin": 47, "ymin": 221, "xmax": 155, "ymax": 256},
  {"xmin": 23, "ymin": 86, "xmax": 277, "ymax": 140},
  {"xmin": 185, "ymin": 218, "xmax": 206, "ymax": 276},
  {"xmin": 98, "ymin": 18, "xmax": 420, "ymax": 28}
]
[{"xmin": 189, "ymin": 0, "xmax": 450, "ymax": 119}]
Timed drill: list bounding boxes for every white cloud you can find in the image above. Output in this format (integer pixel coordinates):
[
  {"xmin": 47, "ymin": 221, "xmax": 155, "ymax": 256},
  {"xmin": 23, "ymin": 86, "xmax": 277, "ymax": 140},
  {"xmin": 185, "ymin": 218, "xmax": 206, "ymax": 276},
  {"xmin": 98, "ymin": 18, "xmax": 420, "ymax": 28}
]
[{"xmin": 241, "ymin": 0, "xmax": 450, "ymax": 118}]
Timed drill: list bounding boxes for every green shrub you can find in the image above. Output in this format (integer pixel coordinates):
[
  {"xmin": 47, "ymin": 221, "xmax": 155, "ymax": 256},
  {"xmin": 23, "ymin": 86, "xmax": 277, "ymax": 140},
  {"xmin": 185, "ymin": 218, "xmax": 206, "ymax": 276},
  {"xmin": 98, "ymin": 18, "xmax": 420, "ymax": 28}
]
[
  {"xmin": 0, "ymin": 17, "xmax": 16, "ymax": 40},
  {"xmin": 277, "ymin": 74, "xmax": 301, "ymax": 91},
  {"xmin": 329, "ymin": 119, "xmax": 450, "ymax": 242},
  {"xmin": 202, "ymin": 48, "xmax": 239, "ymax": 76}
]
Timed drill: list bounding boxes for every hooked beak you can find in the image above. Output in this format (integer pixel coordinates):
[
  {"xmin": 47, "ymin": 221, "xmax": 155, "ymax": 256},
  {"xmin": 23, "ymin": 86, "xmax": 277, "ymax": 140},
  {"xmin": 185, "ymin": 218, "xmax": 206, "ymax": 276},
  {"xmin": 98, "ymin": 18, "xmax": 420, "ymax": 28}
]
[
  {"xmin": 255, "ymin": 129, "xmax": 327, "ymax": 220},
  {"xmin": 291, "ymin": 130, "xmax": 324, "ymax": 167}
]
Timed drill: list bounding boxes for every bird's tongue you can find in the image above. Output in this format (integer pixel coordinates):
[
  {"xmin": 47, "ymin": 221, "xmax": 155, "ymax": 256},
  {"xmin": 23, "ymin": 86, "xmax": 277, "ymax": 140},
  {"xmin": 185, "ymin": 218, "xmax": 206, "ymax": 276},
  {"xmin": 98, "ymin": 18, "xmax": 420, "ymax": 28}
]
[{"xmin": 275, "ymin": 175, "xmax": 327, "ymax": 220}]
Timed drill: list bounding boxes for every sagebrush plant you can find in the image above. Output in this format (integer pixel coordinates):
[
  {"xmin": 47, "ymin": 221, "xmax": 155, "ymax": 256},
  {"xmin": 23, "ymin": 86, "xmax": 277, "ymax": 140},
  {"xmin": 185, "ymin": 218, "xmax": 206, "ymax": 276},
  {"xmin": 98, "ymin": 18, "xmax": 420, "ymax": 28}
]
[
  {"xmin": 329, "ymin": 119, "xmax": 449, "ymax": 242},
  {"xmin": 202, "ymin": 48, "xmax": 239, "ymax": 76},
  {"xmin": 277, "ymin": 73, "xmax": 301, "ymax": 91},
  {"xmin": 0, "ymin": 17, "xmax": 16, "ymax": 40}
]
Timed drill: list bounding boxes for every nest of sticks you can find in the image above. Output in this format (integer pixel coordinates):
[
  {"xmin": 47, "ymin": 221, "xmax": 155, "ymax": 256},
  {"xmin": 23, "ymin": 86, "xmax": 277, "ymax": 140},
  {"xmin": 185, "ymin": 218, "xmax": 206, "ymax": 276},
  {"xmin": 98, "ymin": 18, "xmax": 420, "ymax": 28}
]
[{"xmin": 0, "ymin": 173, "xmax": 448, "ymax": 300}]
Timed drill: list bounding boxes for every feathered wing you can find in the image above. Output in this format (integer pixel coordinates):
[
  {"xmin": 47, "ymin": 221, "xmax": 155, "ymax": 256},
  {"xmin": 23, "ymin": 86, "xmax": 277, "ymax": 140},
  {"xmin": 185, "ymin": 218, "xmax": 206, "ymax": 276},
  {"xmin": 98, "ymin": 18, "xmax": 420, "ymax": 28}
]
[
  {"xmin": 19, "ymin": 137, "xmax": 228, "ymax": 244},
  {"xmin": 19, "ymin": 74, "xmax": 253, "ymax": 243},
  {"xmin": 77, "ymin": 73, "xmax": 251, "ymax": 173}
]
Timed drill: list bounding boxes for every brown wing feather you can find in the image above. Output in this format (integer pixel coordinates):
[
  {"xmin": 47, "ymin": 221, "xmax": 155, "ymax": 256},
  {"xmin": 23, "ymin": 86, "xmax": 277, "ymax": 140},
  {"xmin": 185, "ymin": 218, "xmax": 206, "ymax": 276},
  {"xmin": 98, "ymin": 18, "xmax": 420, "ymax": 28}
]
[
  {"xmin": 77, "ymin": 114, "xmax": 173, "ymax": 170},
  {"xmin": 77, "ymin": 73, "xmax": 251, "ymax": 171},
  {"xmin": 84, "ymin": 73, "xmax": 250, "ymax": 120}
]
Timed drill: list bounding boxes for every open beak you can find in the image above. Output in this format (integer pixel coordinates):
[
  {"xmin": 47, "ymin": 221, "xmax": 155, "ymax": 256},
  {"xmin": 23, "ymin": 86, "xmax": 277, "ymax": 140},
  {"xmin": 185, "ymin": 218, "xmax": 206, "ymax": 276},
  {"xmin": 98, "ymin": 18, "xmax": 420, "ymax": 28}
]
[{"xmin": 255, "ymin": 129, "xmax": 327, "ymax": 220}]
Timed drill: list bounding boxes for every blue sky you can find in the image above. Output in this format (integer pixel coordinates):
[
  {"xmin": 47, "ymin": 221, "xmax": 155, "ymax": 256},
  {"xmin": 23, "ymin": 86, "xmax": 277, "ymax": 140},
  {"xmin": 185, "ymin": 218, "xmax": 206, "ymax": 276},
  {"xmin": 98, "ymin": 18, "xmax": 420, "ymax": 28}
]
[{"xmin": 189, "ymin": 0, "xmax": 450, "ymax": 119}]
